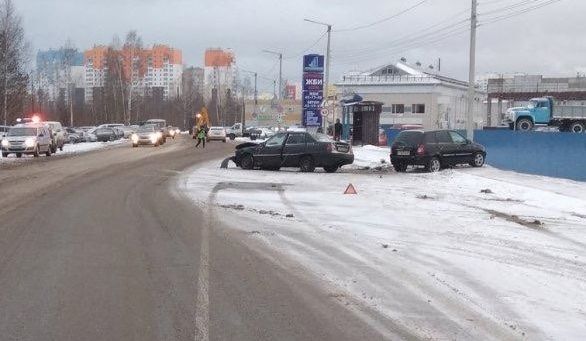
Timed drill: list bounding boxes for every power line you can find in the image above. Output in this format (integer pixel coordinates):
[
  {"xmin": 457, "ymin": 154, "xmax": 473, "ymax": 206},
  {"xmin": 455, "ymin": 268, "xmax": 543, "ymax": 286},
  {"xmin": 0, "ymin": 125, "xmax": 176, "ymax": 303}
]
[
  {"xmin": 480, "ymin": 0, "xmax": 563, "ymax": 25},
  {"xmin": 283, "ymin": 30, "xmax": 328, "ymax": 60},
  {"xmin": 335, "ymin": 0, "xmax": 431, "ymax": 32}
]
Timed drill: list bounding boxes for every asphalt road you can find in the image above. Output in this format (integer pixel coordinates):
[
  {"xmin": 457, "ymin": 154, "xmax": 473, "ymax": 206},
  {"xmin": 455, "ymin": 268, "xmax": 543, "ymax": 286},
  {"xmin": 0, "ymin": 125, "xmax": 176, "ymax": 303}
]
[{"xmin": 0, "ymin": 136, "xmax": 387, "ymax": 341}]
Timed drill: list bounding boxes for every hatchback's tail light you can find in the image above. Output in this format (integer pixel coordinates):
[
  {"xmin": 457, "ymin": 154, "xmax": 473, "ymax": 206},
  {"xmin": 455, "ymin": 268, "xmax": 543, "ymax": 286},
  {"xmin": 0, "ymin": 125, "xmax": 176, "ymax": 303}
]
[{"xmin": 416, "ymin": 144, "xmax": 425, "ymax": 155}]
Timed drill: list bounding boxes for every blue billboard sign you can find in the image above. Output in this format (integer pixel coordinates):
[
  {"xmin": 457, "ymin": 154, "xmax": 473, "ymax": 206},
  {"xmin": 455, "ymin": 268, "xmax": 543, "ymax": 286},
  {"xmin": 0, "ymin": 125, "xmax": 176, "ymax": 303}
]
[
  {"xmin": 303, "ymin": 54, "xmax": 325, "ymax": 73},
  {"xmin": 302, "ymin": 55, "xmax": 324, "ymax": 127}
]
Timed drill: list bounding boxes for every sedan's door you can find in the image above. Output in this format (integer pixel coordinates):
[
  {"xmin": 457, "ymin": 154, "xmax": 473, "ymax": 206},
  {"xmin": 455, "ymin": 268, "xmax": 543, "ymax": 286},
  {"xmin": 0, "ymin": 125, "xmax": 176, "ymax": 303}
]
[
  {"xmin": 255, "ymin": 134, "xmax": 287, "ymax": 168},
  {"xmin": 281, "ymin": 133, "xmax": 306, "ymax": 167},
  {"xmin": 448, "ymin": 131, "xmax": 474, "ymax": 164}
]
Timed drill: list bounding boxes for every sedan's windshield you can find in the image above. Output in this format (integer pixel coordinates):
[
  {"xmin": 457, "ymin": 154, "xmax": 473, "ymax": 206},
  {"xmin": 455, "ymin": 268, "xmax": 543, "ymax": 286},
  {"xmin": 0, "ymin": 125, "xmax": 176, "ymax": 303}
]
[
  {"xmin": 138, "ymin": 126, "xmax": 156, "ymax": 132},
  {"xmin": 8, "ymin": 127, "xmax": 36, "ymax": 136},
  {"xmin": 266, "ymin": 134, "xmax": 286, "ymax": 146}
]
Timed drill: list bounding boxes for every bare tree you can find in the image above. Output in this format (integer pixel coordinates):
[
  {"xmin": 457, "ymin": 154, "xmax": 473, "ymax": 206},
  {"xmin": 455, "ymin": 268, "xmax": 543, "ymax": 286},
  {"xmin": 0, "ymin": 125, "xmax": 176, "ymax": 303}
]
[
  {"xmin": 124, "ymin": 30, "xmax": 143, "ymax": 124},
  {"xmin": 0, "ymin": 0, "xmax": 28, "ymax": 125}
]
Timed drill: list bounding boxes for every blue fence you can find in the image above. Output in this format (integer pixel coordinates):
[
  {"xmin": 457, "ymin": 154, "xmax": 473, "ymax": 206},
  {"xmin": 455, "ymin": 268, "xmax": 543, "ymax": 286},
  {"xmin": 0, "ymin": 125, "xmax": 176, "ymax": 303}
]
[{"xmin": 385, "ymin": 129, "xmax": 586, "ymax": 182}]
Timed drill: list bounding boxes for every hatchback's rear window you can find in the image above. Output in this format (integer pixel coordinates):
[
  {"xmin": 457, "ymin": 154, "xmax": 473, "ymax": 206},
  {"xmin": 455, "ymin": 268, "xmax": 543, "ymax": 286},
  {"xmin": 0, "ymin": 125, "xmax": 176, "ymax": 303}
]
[{"xmin": 395, "ymin": 131, "xmax": 423, "ymax": 146}]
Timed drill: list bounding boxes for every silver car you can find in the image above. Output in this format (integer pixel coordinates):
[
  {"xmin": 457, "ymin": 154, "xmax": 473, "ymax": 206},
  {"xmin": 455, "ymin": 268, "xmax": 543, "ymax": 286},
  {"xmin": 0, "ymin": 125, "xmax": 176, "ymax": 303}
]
[
  {"xmin": 130, "ymin": 125, "xmax": 163, "ymax": 147},
  {"xmin": 1, "ymin": 125, "xmax": 53, "ymax": 158}
]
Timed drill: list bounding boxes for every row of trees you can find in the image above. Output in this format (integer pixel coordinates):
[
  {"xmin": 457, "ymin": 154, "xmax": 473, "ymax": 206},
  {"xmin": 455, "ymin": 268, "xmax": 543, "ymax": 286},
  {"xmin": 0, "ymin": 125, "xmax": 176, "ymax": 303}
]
[
  {"xmin": 1, "ymin": 0, "xmax": 243, "ymax": 130},
  {"xmin": 0, "ymin": 0, "xmax": 29, "ymax": 126}
]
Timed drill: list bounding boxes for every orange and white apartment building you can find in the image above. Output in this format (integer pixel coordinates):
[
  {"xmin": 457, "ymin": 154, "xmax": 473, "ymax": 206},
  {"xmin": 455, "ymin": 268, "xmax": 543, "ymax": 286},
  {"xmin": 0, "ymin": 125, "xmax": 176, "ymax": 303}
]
[{"xmin": 84, "ymin": 45, "xmax": 183, "ymax": 103}]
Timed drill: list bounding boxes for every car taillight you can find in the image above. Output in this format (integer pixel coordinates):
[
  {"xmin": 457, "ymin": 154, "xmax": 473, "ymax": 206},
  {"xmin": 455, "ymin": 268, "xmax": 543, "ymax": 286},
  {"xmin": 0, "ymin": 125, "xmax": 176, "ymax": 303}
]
[{"xmin": 416, "ymin": 144, "xmax": 425, "ymax": 155}]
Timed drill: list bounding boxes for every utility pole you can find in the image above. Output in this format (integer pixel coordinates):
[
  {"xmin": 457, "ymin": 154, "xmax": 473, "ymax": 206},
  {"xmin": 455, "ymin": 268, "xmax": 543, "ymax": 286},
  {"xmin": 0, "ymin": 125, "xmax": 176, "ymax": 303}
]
[
  {"xmin": 467, "ymin": 0, "xmax": 478, "ymax": 140},
  {"xmin": 262, "ymin": 50, "xmax": 283, "ymax": 99}
]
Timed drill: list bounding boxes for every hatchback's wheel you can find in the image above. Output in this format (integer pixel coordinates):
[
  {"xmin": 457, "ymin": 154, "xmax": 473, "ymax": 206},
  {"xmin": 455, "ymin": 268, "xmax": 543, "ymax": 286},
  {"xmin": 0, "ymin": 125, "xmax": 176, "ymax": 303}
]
[
  {"xmin": 299, "ymin": 156, "xmax": 316, "ymax": 173},
  {"xmin": 516, "ymin": 118, "xmax": 534, "ymax": 131},
  {"xmin": 324, "ymin": 165, "xmax": 339, "ymax": 173},
  {"xmin": 33, "ymin": 146, "xmax": 40, "ymax": 158},
  {"xmin": 426, "ymin": 157, "xmax": 441, "ymax": 173},
  {"xmin": 240, "ymin": 154, "xmax": 254, "ymax": 170},
  {"xmin": 51, "ymin": 145, "xmax": 57, "ymax": 153},
  {"xmin": 16, "ymin": 153, "xmax": 22, "ymax": 158},
  {"xmin": 570, "ymin": 121, "xmax": 585, "ymax": 134},
  {"xmin": 45, "ymin": 147, "xmax": 52, "ymax": 157},
  {"xmin": 393, "ymin": 163, "xmax": 408, "ymax": 172},
  {"xmin": 470, "ymin": 153, "xmax": 485, "ymax": 167}
]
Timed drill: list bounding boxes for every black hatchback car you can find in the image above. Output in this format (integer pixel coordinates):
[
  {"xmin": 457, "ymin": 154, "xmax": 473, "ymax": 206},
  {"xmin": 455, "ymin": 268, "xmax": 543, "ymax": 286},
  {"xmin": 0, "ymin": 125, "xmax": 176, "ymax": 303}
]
[
  {"xmin": 233, "ymin": 132, "xmax": 354, "ymax": 173},
  {"xmin": 390, "ymin": 130, "xmax": 486, "ymax": 172}
]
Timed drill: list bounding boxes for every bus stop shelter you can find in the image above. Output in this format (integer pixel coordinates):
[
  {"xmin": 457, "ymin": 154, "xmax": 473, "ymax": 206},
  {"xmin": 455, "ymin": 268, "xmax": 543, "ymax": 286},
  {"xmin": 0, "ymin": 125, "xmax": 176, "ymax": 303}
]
[{"xmin": 341, "ymin": 99, "xmax": 383, "ymax": 146}]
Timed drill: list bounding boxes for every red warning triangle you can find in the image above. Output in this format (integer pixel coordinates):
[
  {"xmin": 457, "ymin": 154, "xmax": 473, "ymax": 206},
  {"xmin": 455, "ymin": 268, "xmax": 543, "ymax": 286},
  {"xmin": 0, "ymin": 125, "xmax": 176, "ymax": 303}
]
[{"xmin": 344, "ymin": 183, "xmax": 358, "ymax": 195}]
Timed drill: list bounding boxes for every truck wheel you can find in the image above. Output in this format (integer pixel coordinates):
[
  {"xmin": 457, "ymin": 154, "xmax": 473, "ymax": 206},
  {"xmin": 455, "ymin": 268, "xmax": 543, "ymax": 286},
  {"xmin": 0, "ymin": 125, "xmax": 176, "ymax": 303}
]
[
  {"xmin": 2, "ymin": 152, "xmax": 8, "ymax": 158},
  {"xmin": 516, "ymin": 118, "xmax": 534, "ymax": 131},
  {"xmin": 33, "ymin": 146, "xmax": 40, "ymax": 158},
  {"xmin": 229, "ymin": 134, "xmax": 236, "ymax": 140},
  {"xmin": 16, "ymin": 153, "xmax": 22, "ymax": 158},
  {"xmin": 570, "ymin": 121, "xmax": 585, "ymax": 134},
  {"xmin": 45, "ymin": 147, "xmax": 52, "ymax": 157}
]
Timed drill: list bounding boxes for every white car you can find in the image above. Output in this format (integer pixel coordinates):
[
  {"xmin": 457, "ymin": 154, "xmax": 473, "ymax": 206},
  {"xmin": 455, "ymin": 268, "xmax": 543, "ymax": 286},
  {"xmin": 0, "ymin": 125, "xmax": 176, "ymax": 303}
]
[
  {"xmin": 207, "ymin": 126, "xmax": 227, "ymax": 142},
  {"xmin": 44, "ymin": 121, "xmax": 66, "ymax": 152},
  {"xmin": 1, "ymin": 125, "xmax": 53, "ymax": 158}
]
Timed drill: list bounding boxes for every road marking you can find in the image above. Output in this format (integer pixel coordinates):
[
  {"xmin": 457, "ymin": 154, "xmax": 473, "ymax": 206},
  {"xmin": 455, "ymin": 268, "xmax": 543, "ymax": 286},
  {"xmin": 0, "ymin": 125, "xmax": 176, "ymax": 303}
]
[{"xmin": 194, "ymin": 211, "xmax": 210, "ymax": 341}]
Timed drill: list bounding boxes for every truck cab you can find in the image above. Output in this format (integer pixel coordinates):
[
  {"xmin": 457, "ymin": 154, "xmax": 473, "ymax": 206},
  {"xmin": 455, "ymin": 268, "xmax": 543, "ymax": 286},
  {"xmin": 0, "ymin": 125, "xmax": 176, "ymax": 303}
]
[{"xmin": 505, "ymin": 97, "xmax": 553, "ymax": 131}]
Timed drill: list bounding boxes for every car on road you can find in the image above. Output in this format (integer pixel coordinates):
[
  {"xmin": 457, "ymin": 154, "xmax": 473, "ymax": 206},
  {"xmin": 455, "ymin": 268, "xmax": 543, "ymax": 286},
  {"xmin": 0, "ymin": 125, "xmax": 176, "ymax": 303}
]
[
  {"xmin": 145, "ymin": 119, "xmax": 170, "ymax": 141},
  {"xmin": 233, "ymin": 131, "xmax": 354, "ymax": 173},
  {"xmin": 1, "ymin": 125, "xmax": 53, "ymax": 158},
  {"xmin": 44, "ymin": 121, "xmax": 66, "ymax": 152},
  {"xmin": 207, "ymin": 126, "xmax": 227, "ymax": 142},
  {"xmin": 130, "ymin": 125, "xmax": 164, "ymax": 147},
  {"xmin": 94, "ymin": 127, "xmax": 118, "ymax": 142},
  {"xmin": 390, "ymin": 130, "xmax": 486, "ymax": 173}
]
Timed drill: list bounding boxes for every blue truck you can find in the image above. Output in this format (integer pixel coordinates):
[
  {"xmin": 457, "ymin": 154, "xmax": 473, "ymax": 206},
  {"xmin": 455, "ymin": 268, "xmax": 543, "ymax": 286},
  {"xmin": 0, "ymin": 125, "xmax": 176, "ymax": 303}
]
[{"xmin": 505, "ymin": 97, "xmax": 586, "ymax": 133}]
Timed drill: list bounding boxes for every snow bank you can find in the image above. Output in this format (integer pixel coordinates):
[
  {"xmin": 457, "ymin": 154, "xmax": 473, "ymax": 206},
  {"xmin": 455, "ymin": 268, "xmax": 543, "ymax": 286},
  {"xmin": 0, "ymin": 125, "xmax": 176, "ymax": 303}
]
[
  {"xmin": 178, "ymin": 160, "xmax": 586, "ymax": 340},
  {"xmin": 0, "ymin": 140, "xmax": 125, "ymax": 164}
]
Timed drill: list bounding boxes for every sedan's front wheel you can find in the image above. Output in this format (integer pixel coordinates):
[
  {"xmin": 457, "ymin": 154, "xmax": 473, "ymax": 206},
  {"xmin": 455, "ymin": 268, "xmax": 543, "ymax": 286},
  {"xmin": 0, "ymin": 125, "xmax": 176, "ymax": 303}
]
[
  {"xmin": 470, "ymin": 153, "xmax": 485, "ymax": 167},
  {"xmin": 240, "ymin": 154, "xmax": 254, "ymax": 170},
  {"xmin": 323, "ymin": 165, "xmax": 339, "ymax": 173}
]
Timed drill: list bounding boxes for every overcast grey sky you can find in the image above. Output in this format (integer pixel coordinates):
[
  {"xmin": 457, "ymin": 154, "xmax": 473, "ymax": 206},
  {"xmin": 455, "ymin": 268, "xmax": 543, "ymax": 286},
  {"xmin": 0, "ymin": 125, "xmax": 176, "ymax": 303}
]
[{"xmin": 18, "ymin": 0, "xmax": 584, "ymax": 91}]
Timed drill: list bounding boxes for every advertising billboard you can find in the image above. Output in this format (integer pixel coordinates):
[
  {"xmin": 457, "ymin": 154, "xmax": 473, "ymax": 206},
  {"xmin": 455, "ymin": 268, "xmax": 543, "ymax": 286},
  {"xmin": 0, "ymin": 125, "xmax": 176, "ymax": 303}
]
[{"xmin": 302, "ymin": 55, "xmax": 324, "ymax": 127}]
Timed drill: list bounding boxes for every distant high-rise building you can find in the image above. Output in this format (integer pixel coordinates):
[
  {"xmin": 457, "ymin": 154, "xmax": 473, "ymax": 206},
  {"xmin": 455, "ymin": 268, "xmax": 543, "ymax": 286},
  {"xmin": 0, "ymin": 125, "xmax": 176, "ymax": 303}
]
[
  {"xmin": 36, "ymin": 48, "xmax": 85, "ymax": 101},
  {"xmin": 203, "ymin": 48, "xmax": 236, "ymax": 101},
  {"xmin": 83, "ymin": 44, "xmax": 183, "ymax": 103}
]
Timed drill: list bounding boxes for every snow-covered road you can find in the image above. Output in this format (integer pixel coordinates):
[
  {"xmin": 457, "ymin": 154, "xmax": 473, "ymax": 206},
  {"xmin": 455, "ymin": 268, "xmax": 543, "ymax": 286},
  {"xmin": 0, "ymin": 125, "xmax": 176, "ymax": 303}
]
[{"xmin": 179, "ymin": 146, "xmax": 586, "ymax": 340}]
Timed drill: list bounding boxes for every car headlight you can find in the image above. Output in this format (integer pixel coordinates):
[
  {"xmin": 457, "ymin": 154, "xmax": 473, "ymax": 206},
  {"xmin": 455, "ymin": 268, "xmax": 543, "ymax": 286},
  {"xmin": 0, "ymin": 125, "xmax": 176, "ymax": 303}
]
[
  {"xmin": 150, "ymin": 133, "xmax": 158, "ymax": 143},
  {"xmin": 131, "ymin": 134, "xmax": 139, "ymax": 143},
  {"xmin": 1, "ymin": 139, "xmax": 9, "ymax": 147},
  {"xmin": 25, "ymin": 138, "xmax": 36, "ymax": 148}
]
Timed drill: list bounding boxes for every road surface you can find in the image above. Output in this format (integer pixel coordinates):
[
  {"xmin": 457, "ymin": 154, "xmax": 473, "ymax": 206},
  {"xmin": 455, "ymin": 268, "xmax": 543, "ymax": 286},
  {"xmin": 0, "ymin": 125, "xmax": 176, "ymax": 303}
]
[{"xmin": 0, "ymin": 137, "xmax": 388, "ymax": 341}]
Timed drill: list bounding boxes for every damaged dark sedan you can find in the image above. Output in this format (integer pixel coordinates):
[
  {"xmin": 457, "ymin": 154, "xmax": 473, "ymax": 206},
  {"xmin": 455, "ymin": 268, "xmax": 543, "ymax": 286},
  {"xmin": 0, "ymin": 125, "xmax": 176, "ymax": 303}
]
[{"xmin": 233, "ymin": 132, "xmax": 354, "ymax": 173}]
